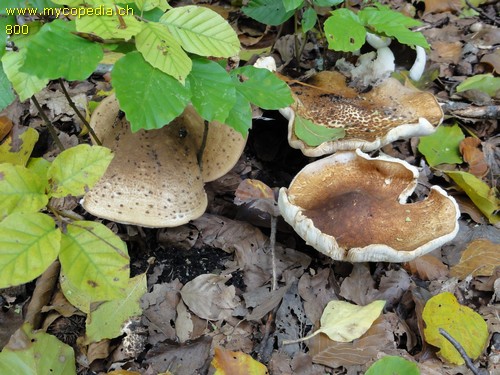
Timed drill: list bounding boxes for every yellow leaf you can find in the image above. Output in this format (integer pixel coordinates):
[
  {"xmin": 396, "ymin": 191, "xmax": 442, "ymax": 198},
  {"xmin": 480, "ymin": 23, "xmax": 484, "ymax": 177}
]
[
  {"xmin": 212, "ymin": 347, "xmax": 269, "ymax": 375},
  {"xmin": 0, "ymin": 126, "xmax": 39, "ymax": 166},
  {"xmin": 313, "ymin": 300, "xmax": 385, "ymax": 343},
  {"xmin": 423, "ymin": 292, "xmax": 488, "ymax": 365},
  {"xmin": 450, "ymin": 239, "xmax": 500, "ymax": 279}
]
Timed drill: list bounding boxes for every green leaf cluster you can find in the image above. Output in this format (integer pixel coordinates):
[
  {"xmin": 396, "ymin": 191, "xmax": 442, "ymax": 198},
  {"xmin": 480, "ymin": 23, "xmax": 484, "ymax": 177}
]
[
  {"xmin": 0, "ymin": 0, "xmax": 294, "ymax": 135},
  {"xmin": 243, "ymin": 0, "xmax": 429, "ymax": 53}
]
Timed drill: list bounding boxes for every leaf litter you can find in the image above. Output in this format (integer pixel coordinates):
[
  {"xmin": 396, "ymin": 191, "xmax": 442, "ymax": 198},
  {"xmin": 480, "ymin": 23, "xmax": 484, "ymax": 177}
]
[{"xmin": 0, "ymin": 1, "xmax": 499, "ymax": 374}]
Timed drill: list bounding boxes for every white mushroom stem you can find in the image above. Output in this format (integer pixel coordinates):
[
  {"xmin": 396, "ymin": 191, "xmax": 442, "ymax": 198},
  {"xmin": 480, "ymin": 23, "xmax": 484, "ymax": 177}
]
[
  {"xmin": 409, "ymin": 46, "xmax": 426, "ymax": 81},
  {"xmin": 365, "ymin": 33, "xmax": 395, "ymax": 79}
]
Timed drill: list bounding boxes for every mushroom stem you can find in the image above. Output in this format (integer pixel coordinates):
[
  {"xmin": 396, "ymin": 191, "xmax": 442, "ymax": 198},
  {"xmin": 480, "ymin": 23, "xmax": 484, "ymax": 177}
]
[
  {"xmin": 197, "ymin": 119, "xmax": 209, "ymax": 172},
  {"xmin": 409, "ymin": 46, "xmax": 426, "ymax": 81},
  {"xmin": 365, "ymin": 33, "xmax": 395, "ymax": 79}
]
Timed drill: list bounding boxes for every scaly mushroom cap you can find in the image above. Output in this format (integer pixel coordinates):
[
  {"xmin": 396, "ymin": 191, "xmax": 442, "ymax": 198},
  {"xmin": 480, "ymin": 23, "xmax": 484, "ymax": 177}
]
[
  {"xmin": 278, "ymin": 150, "xmax": 460, "ymax": 262},
  {"xmin": 181, "ymin": 106, "xmax": 246, "ymax": 182},
  {"xmin": 82, "ymin": 95, "xmax": 207, "ymax": 227},
  {"xmin": 280, "ymin": 71, "xmax": 444, "ymax": 157}
]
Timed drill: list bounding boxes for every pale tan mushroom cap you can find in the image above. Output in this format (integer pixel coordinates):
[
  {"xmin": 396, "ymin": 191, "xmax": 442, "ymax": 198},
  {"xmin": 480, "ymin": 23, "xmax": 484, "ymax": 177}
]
[
  {"xmin": 280, "ymin": 71, "xmax": 444, "ymax": 157},
  {"xmin": 181, "ymin": 105, "xmax": 246, "ymax": 182},
  {"xmin": 82, "ymin": 95, "xmax": 207, "ymax": 227},
  {"xmin": 278, "ymin": 150, "xmax": 460, "ymax": 262}
]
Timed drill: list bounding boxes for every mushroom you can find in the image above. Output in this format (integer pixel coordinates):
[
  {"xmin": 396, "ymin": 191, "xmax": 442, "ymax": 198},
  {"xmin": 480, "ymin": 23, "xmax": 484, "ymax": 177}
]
[
  {"xmin": 82, "ymin": 94, "xmax": 246, "ymax": 227},
  {"xmin": 279, "ymin": 70, "xmax": 443, "ymax": 157},
  {"xmin": 278, "ymin": 149, "xmax": 460, "ymax": 262}
]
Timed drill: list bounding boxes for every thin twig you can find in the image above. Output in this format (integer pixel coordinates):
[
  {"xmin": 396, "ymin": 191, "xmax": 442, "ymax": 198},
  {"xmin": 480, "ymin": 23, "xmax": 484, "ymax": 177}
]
[
  {"xmin": 270, "ymin": 215, "xmax": 278, "ymax": 292},
  {"xmin": 439, "ymin": 328, "xmax": 488, "ymax": 375},
  {"xmin": 197, "ymin": 120, "xmax": 209, "ymax": 172},
  {"xmin": 464, "ymin": 0, "xmax": 499, "ymax": 26},
  {"xmin": 31, "ymin": 95, "xmax": 65, "ymax": 152},
  {"xmin": 58, "ymin": 79, "xmax": 102, "ymax": 145}
]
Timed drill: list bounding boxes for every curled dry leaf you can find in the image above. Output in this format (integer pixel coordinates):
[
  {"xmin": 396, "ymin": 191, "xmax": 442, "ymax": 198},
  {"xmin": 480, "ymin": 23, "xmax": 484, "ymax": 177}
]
[
  {"xmin": 450, "ymin": 238, "xmax": 500, "ymax": 279},
  {"xmin": 180, "ymin": 274, "xmax": 240, "ymax": 320},
  {"xmin": 404, "ymin": 254, "xmax": 449, "ymax": 281},
  {"xmin": 459, "ymin": 137, "xmax": 489, "ymax": 178}
]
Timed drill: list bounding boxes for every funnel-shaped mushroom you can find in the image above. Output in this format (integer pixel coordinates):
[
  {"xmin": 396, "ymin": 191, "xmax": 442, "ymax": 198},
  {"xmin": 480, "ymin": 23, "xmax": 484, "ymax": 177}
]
[
  {"xmin": 82, "ymin": 95, "xmax": 246, "ymax": 227},
  {"xmin": 278, "ymin": 150, "xmax": 459, "ymax": 262},
  {"xmin": 280, "ymin": 71, "xmax": 444, "ymax": 157}
]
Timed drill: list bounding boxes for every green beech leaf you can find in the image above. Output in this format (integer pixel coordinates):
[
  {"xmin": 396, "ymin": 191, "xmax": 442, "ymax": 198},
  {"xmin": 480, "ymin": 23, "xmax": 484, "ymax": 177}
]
[
  {"xmin": 1, "ymin": 50, "xmax": 49, "ymax": 101},
  {"xmin": 160, "ymin": 6, "xmax": 240, "ymax": 57},
  {"xmin": 231, "ymin": 66, "xmax": 293, "ymax": 109},
  {"xmin": 359, "ymin": 5, "xmax": 429, "ymax": 49},
  {"xmin": 60, "ymin": 270, "xmax": 92, "ymax": 314},
  {"xmin": 242, "ymin": 0, "xmax": 295, "ymax": 26},
  {"xmin": 365, "ymin": 356, "xmax": 420, "ymax": 375},
  {"xmin": 313, "ymin": 0, "xmax": 344, "ymax": 6},
  {"xmin": 0, "ymin": 164, "xmax": 48, "ymax": 220},
  {"xmin": 0, "ymin": 126, "xmax": 39, "ymax": 166},
  {"xmin": 324, "ymin": 9, "xmax": 366, "ymax": 52},
  {"xmin": 187, "ymin": 58, "xmax": 236, "ymax": 122},
  {"xmin": 301, "ymin": 8, "xmax": 317, "ymax": 33},
  {"xmin": 0, "ymin": 62, "xmax": 15, "ymax": 111},
  {"xmin": 136, "ymin": 22, "xmax": 192, "ymax": 83},
  {"xmin": 456, "ymin": 74, "xmax": 500, "ymax": 97},
  {"xmin": 59, "ymin": 221, "xmax": 130, "ymax": 302},
  {"xmin": 85, "ymin": 273, "xmax": 147, "ymax": 344},
  {"xmin": 0, "ymin": 213, "xmax": 60, "ymax": 288},
  {"xmin": 0, "ymin": 323, "xmax": 75, "ymax": 375},
  {"xmin": 76, "ymin": 4, "xmax": 143, "ymax": 41},
  {"xmin": 112, "ymin": 51, "xmax": 191, "ymax": 131},
  {"xmin": 21, "ymin": 19, "xmax": 103, "ymax": 81},
  {"xmin": 418, "ymin": 124, "xmax": 465, "ymax": 167},
  {"xmin": 47, "ymin": 144, "xmax": 113, "ymax": 198},
  {"xmin": 294, "ymin": 115, "xmax": 345, "ymax": 146},
  {"xmin": 446, "ymin": 171, "xmax": 500, "ymax": 224},
  {"xmin": 283, "ymin": 0, "xmax": 304, "ymax": 12},
  {"xmin": 224, "ymin": 90, "xmax": 252, "ymax": 136}
]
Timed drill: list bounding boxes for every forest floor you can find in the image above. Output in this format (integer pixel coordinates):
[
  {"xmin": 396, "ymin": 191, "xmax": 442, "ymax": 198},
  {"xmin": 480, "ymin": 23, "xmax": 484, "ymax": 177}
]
[{"xmin": 1, "ymin": 0, "xmax": 500, "ymax": 374}]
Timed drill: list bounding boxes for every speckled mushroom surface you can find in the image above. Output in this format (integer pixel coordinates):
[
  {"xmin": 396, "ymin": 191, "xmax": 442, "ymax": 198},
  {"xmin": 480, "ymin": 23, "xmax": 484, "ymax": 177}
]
[
  {"xmin": 278, "ymin": 150, "xmax": 460, "ymax": 262},
  {"xmin": 82, "ymin": 95, "xmax": 207, "ymax": 227},
  {"xmin": 280, "ymin": 71, "xmax": 444, "ymax": 156}
]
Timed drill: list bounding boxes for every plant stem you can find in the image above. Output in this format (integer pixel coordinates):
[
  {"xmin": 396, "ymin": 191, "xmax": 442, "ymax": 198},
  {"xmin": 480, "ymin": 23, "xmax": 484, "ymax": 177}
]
[
  {"xmin": 197, "ymin": 120, "xmax": 209, "ymax": 172},
  {"xmin": 58, "ymin": 79, "xmax": 102, "ymax": 145},
  {"xmin": 270, "ymin": 215, "xmax": 278, "ymax": 291},
  {"xmin": 31, "ymin": 95, "xmax": 65, "ymax": 152}
]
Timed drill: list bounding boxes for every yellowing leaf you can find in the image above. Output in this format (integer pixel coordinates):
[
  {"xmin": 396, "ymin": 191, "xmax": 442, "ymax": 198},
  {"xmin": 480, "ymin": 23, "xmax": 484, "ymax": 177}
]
[
  {"xmin": 422, "ymin": 292, "xmax": 488, "ymax": 365},
  {"xmin": 289, "ymin": 300, "xmax": 386, "ymax": 344},
  {"xmin": 212, "ymin": 347, "xmax": 269, "ymax": 375},
  {"xmin": 446, "ymin": 171, "xmax": 500, "ymax": 224},
  {"xmin": 450, "ymin": 239, "xmax": 500, "ymax": 279},
  {"xmin": 0, "ymin": 126, "xmax": 39, "ymax": 166}
]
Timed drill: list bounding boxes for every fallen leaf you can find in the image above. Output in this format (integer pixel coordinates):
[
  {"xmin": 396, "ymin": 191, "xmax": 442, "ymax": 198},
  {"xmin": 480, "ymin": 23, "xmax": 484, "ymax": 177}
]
[
  {"xmin": 309, "ymin": 314, "xmax": 397, "ymax": 368},
  {"xmin": 447, "ymin": 170, "xmax": 500, "ymax": 224},
  {"xmin": 459, "ymin": 137, "xmax": 488, "ymax": 178},
  {"xmin": 0, "ymin": 116, "xmax": 13, "ymax": 142},
  {"xmin": 481, "ymin": 49, "xmax": 500, "ymax": 73},
  {"xmin": 422, "ymin": 292, "xmax": 489, "ymax": 365},
  {"xmin": 418, "ymin": 124, "xmax": 464, "ymax": 167},
  {"xmin": 212, "ymin": 347, "xmax": 269, "ymax": 375},
  {"xmin": 294, "ymin": 300, "xmax": 385, "ymax": 343},
  {"xmin": 234, "ymin": 178, "xmax": 280, "ymax": 216},
  {"xmin": 365, "ymin": 355, "xmax": 419, "ymax": 375},
  {"xmin": 423, "ymin": 0, "xmax": 462, "ymax": 14},
  {"xmin": 450, "ymin": 239, "xmax": 500, "ymax": 279},
  {"xmin": 405, "ymin": 254, "xmax": 449, "ymax": 280},
  {"xmin": 180, "ymin": 274, "xmax": 240, "ymax": 320}
]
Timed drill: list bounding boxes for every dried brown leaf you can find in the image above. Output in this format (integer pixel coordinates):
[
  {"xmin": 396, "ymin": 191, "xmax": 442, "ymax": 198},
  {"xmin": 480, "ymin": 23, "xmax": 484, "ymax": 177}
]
[
  {"xmin": 423, "ymin": 0, "xmax": 462, "ymax": 15},
  {"xmin": 180, "ymin": 274, "xmax": 240, "ymax": 320},
  {"xmin": 0, "ymin": 116, "xmax": 13, "ymax": 142},
  {"xmin": 298, "ymin": 268, "xmax": 338, "ymax": 325},
  {"xmin": 450, "ymin": 239, "xmax": 500, "ymax": 279},
  {"xmin": 308, "ymin": 314, "xmax": 396, "ymax": 368},
  {"xmin": 404, "ymin": 254, "xmax": 449, "ymax": 280},
  {"xmin": 459, "ymin": 137, "xmax": 489, "ymax": 178}
]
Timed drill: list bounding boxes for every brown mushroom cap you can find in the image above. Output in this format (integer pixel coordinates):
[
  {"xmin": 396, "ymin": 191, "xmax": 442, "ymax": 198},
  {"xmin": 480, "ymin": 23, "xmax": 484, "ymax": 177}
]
[
  {"xmin": 181, "ymin": 106, "xmax": 246, "ymax": 182},
  {"xmin": 82, "ymin": 95, "xmax": 207, "ymax": 227},
  {"xmin": 280, "ymin": 71, "xmax": 444, "ymax": 157},
  {"xmin": 278, "ymin": 150, "xmax": 460, "ymax": 262}
]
